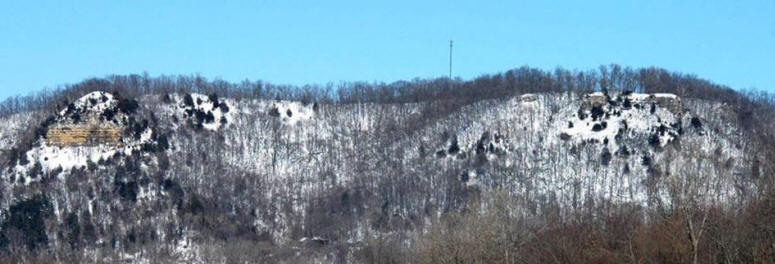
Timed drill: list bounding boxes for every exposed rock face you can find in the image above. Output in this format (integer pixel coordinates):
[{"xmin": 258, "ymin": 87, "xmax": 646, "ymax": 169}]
[
  {"xmin": 582, "ymin": 92, "xmax": 682, "ymax": 114},
  {"xmin": 582, "ymin": 92, "xmax": 608, "ymax": 109},
  {"xmin": 520, "ymin": 93, "xmax": 538, "ymax": 102},
  {"xmin": 650, "ymin": 93, "xmax": 683, "ymax": 114},
  {"xmin": 43, "ymin": 91, "xmax": 128, "ymax": 147},
  {"xmin": 46, "ymin": 124, "xmax": 122, "ymax": 147}
]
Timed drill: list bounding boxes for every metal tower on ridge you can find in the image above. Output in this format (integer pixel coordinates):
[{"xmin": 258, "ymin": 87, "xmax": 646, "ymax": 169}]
[{"xmin": 449, "ymin": 39, "xmax": 453, "ymax": 79}]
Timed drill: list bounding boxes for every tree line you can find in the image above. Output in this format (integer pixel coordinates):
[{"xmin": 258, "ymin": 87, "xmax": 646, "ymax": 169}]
[{"xmin": 2, "ymin": 64, "xmax": 771, "ymax": 116}]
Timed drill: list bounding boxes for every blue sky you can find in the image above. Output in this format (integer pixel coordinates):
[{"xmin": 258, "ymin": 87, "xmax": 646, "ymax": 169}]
[{"xmin": 1, "ymin": 0, "xmax": 773, "ymax": 100}]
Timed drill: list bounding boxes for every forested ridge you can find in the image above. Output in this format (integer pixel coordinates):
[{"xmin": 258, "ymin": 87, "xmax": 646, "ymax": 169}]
[{"xmin": 0, "ymin": 65, "xmax": 774, "ymax": 263}]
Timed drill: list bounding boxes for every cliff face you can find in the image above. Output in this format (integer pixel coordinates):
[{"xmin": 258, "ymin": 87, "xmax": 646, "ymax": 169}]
[
  {"xmin": 582, "ymin": 92, "xmax": 683, "ymax": 114},
  {"xmin": 43, "ymin": 92, "xmax": 128, "ymax": 147},
  {"xmin": 45, "ymin": 123, "xmax": 123, "ymax": 147}
]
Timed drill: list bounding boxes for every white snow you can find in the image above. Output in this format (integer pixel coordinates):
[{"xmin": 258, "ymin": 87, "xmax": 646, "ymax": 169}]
[
  {"xmin": 170, "ymin": 93, "xmax": 233, "ymax": 130},
  {"xmin": 653, "ymin": 93, "xmax": 678, "ymax": 99},
  {"xmin": 627, "ymin": 93, "xmax": 652, "ymax": 101},
  {"xmin": 60, "ymin": 91, "xmax": 117, "ymax": 116},
  {"xmin": 521, "ymin": 93, "xmax": 538, "ymax": 102},
  {"xmin": 562, "ymin": 92, "xmax": 681, "ymax": 149},
  {"xmin": 270, "ymin": 101, "xmax": 315, "ymax": 125}
]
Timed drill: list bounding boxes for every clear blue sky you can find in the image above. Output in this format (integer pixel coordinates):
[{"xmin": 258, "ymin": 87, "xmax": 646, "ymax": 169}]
[{"xmin": 1, "ymin": 0, "xmax": 773, "ymax": 100}]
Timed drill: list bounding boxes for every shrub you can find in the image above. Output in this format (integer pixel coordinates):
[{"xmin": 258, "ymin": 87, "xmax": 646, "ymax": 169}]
[
  {"xmin": 101, "ymin": 107, "xmax": 117, "ymax": 121},
  {"xmin": 592, "ymin": 122, "xmax": 606, "ymax": 132},
  {"xmin": 183, "ymin": 94, "xmax": 194, "ymax": 107},
  {"xmin": 617, "ymin": 145, "xmax": 630, "ymax": 156},
  {"xmin": 157, "ymin": 134, "xmax": 170, "ymax": 150},
  {"xmin": 65, "ymin": 212, "xmax": 80, "ymax": 249},
  {"xmin": 114, "ymin": 181, "xmax": 139, "ymax": 202},
  {"xmin": 162, "ymin": 93, "xmax": 172, "ymax": 103},
  {"xmin": 448, "ymin": 139, "xmax": 460, "ymax": 154},
  {"xmin": 600, "ymin": 148, "xmax": 612, "ymax": 166},
  {"xmin": 205, "ymin": 111, "xmax": 215, "ymax": 123},
  {"xmin": 577, "ymin": 108, "xmax": 587, "ymax": 120},
  {"xmin": 117, "ymin": 98, "xmax": 139, "ymax": 114},
  {"xmin": 186, "ymin": 195, "xmax": 205, "ymax": 215},
  {"xmin": 208, "ymin": 93, "xmax": 219, "ymax": 108},
  {"xmin": 590, "ymin": 106, "xmax": 605, "ymax": 120},
  {"xmin": 0, "ymin": 194, "xmax": 53, "ymax": 252},
  {"xmin": 648, "ymin": 133, "xmax": 660, "ymax": 148},
  {"xmin": 691, "ymin": 116, "xmax": 702, "ymax": 129},
  {"xmin": 218, "ymin": 102, "xmax": 230, "ymax": 113},
  {"xmin": 641, "ymin": 155, "xmax": 652, "ymax": 166},
  {"xmin": 657, "ymin": 124, "xmax": 668, "ymax": 135},
  {"xmin": 268, "ymin": 107, "xmax": 280, "ymax": 117}
]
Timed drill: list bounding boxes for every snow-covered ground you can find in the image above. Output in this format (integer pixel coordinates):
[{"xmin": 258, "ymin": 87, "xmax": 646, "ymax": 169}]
[{"xmin": 0, "ymin": 91, "xmax": 756, "ymax": 262}]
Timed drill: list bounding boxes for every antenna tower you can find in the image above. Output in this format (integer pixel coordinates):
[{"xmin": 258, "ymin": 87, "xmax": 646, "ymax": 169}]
[{"xmin": 449, "ymin": 39, "xmax": 453, "ymax": 79}]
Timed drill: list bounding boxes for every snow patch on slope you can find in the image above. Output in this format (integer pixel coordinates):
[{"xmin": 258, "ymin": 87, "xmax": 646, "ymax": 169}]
[
  {"xmin": 268, "ymin": 101, "xmax": 315, "ymax": 125},
  {"xmin": 0, "ymin": 112, "xmax": 39, "ymax": 151},
  {"xmin": 22, "ymin": 133, "xmax": 151, "ymax": 174},
  {"xmin": 60, "ymin": 91, "xmax": 117, "ymax": 117},
  {"xmin": 561, "ymin": 93, "xmax": 681, "ymax": 150},
  {"xmin": 167, "ymin": 93, "xmax": 233, "ymax": 131}
]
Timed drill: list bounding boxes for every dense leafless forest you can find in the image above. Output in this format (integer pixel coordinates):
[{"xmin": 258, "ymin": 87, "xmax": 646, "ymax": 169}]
[{"xmin": 0, "ymin": 64, "xmax": 774, "ymax": 263}]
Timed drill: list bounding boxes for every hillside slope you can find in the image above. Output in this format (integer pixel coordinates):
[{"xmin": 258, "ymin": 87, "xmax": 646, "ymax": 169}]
[{"xmin": 0, "ymin": 88, "xmax": 768, "ymax": 262}]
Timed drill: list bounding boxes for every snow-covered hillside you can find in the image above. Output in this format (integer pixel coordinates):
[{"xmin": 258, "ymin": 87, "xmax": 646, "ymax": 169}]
[{"xmin": 0, "ymin": 90, "xmax": 765, "ymax": 263}]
